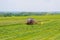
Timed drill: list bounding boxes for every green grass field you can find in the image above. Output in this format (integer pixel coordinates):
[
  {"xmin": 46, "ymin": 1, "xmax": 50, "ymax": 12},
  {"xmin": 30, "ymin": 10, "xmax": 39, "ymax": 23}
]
[{"xmin": 0, "ymin": 15, "xmax": 60, "ymax": 40}]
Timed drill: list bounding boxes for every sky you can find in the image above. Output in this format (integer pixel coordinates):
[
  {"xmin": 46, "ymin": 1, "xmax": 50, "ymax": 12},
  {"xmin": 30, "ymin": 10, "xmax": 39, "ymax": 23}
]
[{"xmin": 0, "ymin": 0, "xmax": 60, "ymax": 12}]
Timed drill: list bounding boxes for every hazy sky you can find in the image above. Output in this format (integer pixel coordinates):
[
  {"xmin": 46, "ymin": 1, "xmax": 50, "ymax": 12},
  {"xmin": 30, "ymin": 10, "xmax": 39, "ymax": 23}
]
[{"xmin": 0, "ymin": 0, "xmax": 60, "ymax": 12}]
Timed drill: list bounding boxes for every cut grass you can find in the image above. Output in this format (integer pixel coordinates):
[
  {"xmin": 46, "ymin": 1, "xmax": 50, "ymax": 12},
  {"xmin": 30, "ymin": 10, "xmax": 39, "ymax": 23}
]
[{"xmin": 0, "ymin": 15, "xmax": 60, "ymax": 40}]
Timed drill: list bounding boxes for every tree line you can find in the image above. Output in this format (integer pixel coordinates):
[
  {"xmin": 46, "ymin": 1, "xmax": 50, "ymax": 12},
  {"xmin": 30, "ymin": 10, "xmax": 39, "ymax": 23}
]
[{"xmin": 0, "ymin": 12, "xmax": 60, "ymax": 17}]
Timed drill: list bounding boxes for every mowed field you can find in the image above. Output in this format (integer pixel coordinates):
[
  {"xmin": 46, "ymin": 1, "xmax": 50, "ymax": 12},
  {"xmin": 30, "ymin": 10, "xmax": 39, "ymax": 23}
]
[{"xmin": 0, "ymin": 15, "xmax": 60, "ymax": 40}]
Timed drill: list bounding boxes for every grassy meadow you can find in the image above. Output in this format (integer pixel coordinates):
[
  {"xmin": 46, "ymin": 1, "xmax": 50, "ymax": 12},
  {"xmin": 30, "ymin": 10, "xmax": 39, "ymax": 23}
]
[{"xmin": 0, "ymin": 15, "xmax": 60, "ymax": 40}]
